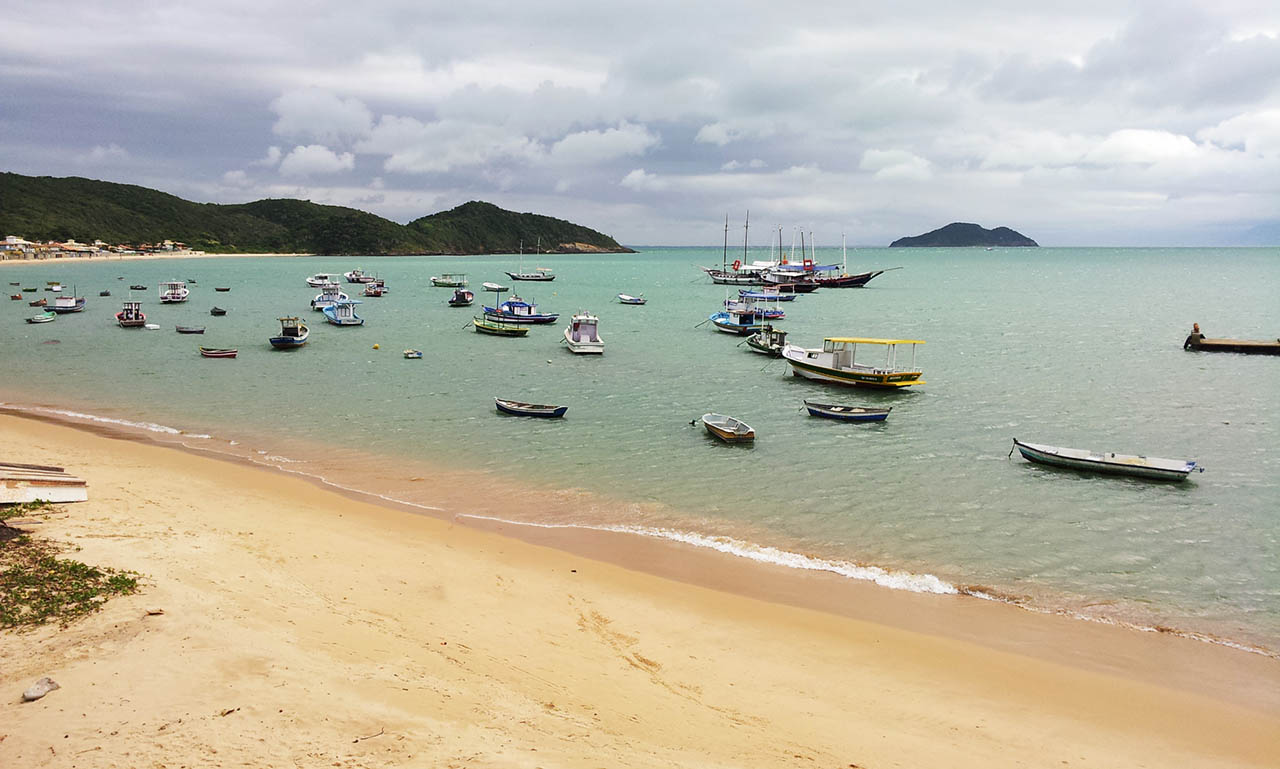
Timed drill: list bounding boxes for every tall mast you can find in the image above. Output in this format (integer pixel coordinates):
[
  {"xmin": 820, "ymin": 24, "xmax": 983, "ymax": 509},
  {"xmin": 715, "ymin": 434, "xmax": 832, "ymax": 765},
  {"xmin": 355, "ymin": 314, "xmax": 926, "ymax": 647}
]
[
  {"xmin": 842, "ymin": 232, "xmax": 847, "ymax": 273},
  {"xmin": 742, "ymin": 210, "xmax": 750, "ymax": 267},
  {"xmin": 722, "ymin": 214, "xmax": 729, "ymax": 271}
]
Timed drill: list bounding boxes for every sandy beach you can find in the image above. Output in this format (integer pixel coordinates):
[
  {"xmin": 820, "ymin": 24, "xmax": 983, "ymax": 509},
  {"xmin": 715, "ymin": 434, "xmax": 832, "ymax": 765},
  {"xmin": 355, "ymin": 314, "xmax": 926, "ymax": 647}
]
[
  {"xmin": 2, "ymin": 412, "xmax": 1279, "ymax": 768},
  {"xmin": 0, "ymin": 252, "xmax": 310, "ymax": 266}
]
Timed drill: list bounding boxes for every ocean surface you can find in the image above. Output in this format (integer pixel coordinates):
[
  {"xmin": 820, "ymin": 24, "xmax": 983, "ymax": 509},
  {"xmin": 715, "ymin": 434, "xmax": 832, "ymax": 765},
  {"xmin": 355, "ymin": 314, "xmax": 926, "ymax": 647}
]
[{"xmin": 2, "ymin": 247, "xmax": 1277, "ymax": 653}]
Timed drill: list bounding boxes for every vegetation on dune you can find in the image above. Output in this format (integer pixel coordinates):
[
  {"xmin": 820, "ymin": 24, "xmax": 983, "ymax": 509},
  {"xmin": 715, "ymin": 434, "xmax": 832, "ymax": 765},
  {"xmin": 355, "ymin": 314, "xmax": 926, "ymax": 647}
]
[
  {"xmin": 1, "ymin": 500, "xmax": 140, "ymax": 629},
  {"xmin": 1, "ymin": 172, "xmax": 633, "ymax": 255}
]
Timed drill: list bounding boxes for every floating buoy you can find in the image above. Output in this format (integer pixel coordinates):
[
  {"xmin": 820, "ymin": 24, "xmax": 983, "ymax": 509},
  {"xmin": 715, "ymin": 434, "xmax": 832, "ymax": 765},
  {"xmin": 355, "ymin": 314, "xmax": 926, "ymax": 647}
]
[{"xmin": 372, "ymin": 343, "xmax": 380, "ymax": 350}]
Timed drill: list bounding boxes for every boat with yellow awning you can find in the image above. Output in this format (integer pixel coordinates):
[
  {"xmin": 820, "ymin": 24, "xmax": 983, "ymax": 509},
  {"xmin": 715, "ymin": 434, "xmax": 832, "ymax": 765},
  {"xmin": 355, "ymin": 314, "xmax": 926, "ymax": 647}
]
[{"xmin": 781, "ymin": 337, "xmax": 925, "ymax": 388}]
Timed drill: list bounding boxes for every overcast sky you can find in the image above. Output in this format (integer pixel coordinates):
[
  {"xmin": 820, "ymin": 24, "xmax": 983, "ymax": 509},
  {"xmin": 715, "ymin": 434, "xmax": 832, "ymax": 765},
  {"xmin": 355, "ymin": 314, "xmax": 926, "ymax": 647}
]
[{"xmin": 3, "ymin": 1, "xmax": 1279, "ymax": 246}]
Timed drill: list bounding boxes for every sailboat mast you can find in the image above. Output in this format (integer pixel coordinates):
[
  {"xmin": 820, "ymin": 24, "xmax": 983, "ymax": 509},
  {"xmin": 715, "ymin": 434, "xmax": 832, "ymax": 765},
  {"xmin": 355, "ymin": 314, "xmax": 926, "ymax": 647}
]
[
  {"xmin": 842, "ymin": 233, "xmax": 847, "ymax": 273},
  {"xmin": 722, "ymin": 214, "xmax": 729, "ymax": 271},
  {"xmin": 743, "ymin": 210, "xmax": 750, "ymax": 268}
]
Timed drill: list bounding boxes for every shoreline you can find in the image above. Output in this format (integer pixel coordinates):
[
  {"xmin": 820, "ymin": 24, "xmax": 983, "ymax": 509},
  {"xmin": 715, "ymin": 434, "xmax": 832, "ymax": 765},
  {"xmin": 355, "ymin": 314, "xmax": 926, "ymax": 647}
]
[
  {"xmin": 3, "ymin": 404, "xmax": 1280, "ymax": 716},
  {"xmin": 0, "ymin": 251, "xmax": 312, "ymax": 265},
  {"xmin": 2, "ymin": 412, "xmax": 1279, "ymax": 767}
]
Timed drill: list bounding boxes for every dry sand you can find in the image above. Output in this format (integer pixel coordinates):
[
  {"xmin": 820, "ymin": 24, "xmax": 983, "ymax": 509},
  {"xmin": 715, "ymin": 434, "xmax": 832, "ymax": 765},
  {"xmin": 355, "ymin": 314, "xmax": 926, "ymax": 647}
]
[
  {"xmin": 0, "ymin": 252, "xmax": 310, "ymax": 266},
  {"xmin": 2, "ymin": 413, "xmax": 1279, "ymax": 768}
]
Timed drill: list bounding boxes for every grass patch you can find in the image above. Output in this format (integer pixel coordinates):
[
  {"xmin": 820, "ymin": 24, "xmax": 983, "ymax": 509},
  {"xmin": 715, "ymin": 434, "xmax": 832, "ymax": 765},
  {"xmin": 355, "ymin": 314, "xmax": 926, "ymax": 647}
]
[{"xmin": 1, "ymin": 501, "xmax": 140, "ymax": 629}]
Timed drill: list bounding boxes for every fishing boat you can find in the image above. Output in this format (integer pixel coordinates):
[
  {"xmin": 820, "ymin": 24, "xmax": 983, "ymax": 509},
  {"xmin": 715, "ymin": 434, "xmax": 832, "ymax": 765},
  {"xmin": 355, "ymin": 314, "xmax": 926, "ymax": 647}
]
[
  {"xmin": 322, "ymin": 298, "xmax": 364, "ymax": 326},
  {"xmin": 343, "ymin": 268, "xmax": 375, "ymax": 284},
  {"xmin": 404, "ymin": 349, "xmax": 423, "ymax": 359},
  {"xmin": 26, "ymin": 311, "xmax": 56, "ymax": 324},
  {"xmin": 1011, "ymin": 438, "xmax": 1203, "ymax": 482},
  {"xmin": 50, "ymin": 294, "xmax": 86, "ymax": 313},
  {"xmin": 563, "ymin": 312, "xmax": 604, "ymax": 354},
  {"xmin": 214, "ymin": 287, "xmax": 231, "ymax": 292},
  {"xmin": 46, "ymin": 282, "xmax": 63, "ymax": 292},
  {"xmin": 198, "ymin": 346, "xmax": 238, "ymax": 359},
  {"xmin": 159, "ymin": 280, "xmax": 189, "ymax": 303},
  {"xmin": 803, "ymin": 400, "xmax": 892, "ymax": 422},
  {"xmin": 1183, "ymin": 326, "xmax": 1279, "ymax": 355},
  {"xmin": 708, "ymin": 306, "xmax": 763, "ymax": 335},
  {"xmin": 175, "ymin": 325, "xmax": 206, "ymax": 334},
  {"xmin": 725, "ymin": 299, "xmax": 784, "ymax": 319},
  {"xmin": 310, "ymin": 283, "xmax": 349, "ymax": 311},
  {"xmin": 448, "ymin": 288, "xmax": 475, "ymax": 307},
  {"xmin": 701, "ymin": 413, "xmax": 755, "ymax": 443},
  {"xmin": 472, "ymin": 316, "xmax": 529, "ymax": 336},
  {"xmin": 130, "ymin": 284, "xmax": 147, "ymax": 291},
  {"xmin": 505, "ymin": 240, "xmax": 556, "ymax": 281},
  {"xmin": 116, "ymin": 301, "xmax": 146, "ymax": 328},
  {"xmin": 305, "ymin": 272, "xmax": 337, "ymax": 287},
  {"xmin": 7, "ymin": 282, "xmax": 17, "ymax": 286},
  {"xmin": 362, "ymin": 279, "xmax": 387, "ymax": 297},
  {"xmin": 269, "ymin": 316, "xmax": 309, "ymax": 348},
  {"xmin": 617, "ymin": 293, "xmax": 647, "ymax": 305},
  {"xmin": 738, "ymin": 287, "xmax": 795, "ymax": 302},
  {"xmin": 431, "ymin": 273, "xmax": 469, "ymax": 287},
  {"xmin": 745, "ymin": 324, "xmax": 788, "ymax": 356},
  {"xmin": 782, "ymin": 337, "xmax": 925, "ymax": 388},
  {"xmin": 210, "ymin": 306, "xmax": 227, "ymax": 316},
  {"xmin": 28, "ymin": 298, "xmax": 46, "ymax": 307},
  {"xmin": 494, "ymin": 397, "xmax": 567, "ymax": 418},
  {"xmin": 8, "ymin": 294, "xmax": 21, "ymax": 300},
  {"xmin": 99, "ymin": 290, "xmax": 111, "ymax": 297},
  {"xmin": 483, "ymin": 295, "xmax": 559, "ymax": 324}
]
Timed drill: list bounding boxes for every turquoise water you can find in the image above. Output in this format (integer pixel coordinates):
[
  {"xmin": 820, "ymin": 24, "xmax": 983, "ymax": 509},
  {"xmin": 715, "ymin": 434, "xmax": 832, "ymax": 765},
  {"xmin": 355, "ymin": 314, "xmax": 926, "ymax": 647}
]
[{"xmin": 2, "ymin": 248, "xmax": 1278, "ymax": 651}]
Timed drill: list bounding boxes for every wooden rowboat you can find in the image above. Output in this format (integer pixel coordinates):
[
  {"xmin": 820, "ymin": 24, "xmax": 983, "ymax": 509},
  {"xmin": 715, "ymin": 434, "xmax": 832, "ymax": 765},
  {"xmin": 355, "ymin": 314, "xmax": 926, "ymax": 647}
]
[
  {"xmin": 701, "ymin": 413, "xmax": 755, "ymax": 443},
  {"xmin": 1184, "ymin": 332, "xmax": 1279, "ymax": 355},
  {"xmin": 473, "ymin": 316, "xmax": 528, "ymax": 336},
  {"xmin": 1011, "ymin": 438, "xmax": 1202, "ymax": 482},
  {"xmin": 176, "ymin": 325, "xmax": 206, "ymax": 334},
  {"xmin": 199, "ymin": 346, "xmax": 238, "ymax": 358},
  {"xmin": 803, "ymin": 400, "xmax": 891, "ymax": 422},
  {"xmin": 494, "ymin": 398, "xmax": 567, "ymax": 418}
]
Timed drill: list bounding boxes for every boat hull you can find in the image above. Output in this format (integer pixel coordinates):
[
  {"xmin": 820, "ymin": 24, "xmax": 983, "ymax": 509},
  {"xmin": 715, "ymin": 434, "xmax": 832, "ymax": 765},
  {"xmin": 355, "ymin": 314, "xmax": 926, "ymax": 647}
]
[
  {"xmin": 505, "ymin": 272, "xmax": 555, "ymax": 281},
  {"xmin": 494, "ymin": 398, "xmax": 567, "ymax": 417},
  {"xmin": 803, "ymin": 401, "xmax": 891, "ymax": 422},
  {"xmin": 1012, "ymin": 439, "xmax": 1198, "ymax": 481},
  {"xmin": 1183, "ymin": 334, "xmax": 1280, "ymax": 355},
  {"xmin": 473, "ymin": 317, "xmax": 528, "ymax": 336},
  {"xmin": 783, "ymin": 348, "xmax": 924, "ymax": 388},
  {"xmin": 815, "ymin": 270, "xmax": 884, "ymax": 288},
  {"xmin": 199, "ymin": 347, "xmax": 238, "ymax": 358},
  {"xmin": 701, "ymin": 413, "xmax": 755, "ymax": 443}
]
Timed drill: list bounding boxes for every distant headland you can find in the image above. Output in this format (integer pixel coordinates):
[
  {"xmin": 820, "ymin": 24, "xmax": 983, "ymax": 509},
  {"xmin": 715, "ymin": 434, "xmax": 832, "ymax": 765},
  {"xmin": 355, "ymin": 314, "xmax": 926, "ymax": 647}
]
[
  {"xmin": 890, "ymin": 222, "xmax": 1038, "ymax": 248},
  {"xmin": 0, "ymin": 172, "xmax": 634, "ymax": 256}
]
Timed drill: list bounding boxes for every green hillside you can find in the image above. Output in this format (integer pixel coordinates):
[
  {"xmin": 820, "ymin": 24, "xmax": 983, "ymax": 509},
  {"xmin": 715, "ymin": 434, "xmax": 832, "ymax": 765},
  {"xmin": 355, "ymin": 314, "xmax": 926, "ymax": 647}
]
[
  {"xmin": 408, "ymin": 201, "xmax": 633, "ymax": 254},
  {"xmin": 0, "ymin": 173, "xmax": 632, "ymax": 255}
]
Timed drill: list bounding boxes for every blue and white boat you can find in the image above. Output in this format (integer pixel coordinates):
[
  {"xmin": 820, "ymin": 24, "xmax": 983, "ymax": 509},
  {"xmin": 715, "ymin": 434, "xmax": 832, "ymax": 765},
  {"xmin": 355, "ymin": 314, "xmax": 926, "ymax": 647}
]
[
  {"xmin": 322, "ymin": 298, "xmax": 364, "ymax": 326},
  {"xmin": 709, "ymin": 306, "xmax": 763, "ymax": 335},
  {"xmin": 1011, "ymin": 438, "xmax": 1203, "ymax": 482},
  {"xmin": 311, "ymin": 283, "xmax": 348, "ymax": 311},
  {"xmin": 483, "ymin": 295, "xmax": 559, "ymax": 324},
  {"xmin": 738, "ymin": 287, "xmax": 795, "ymax": 302},
  {"xmin": 803, "ymin": 400, "xmax": 891, "ymax": 422},
  {"xmin": 269, "ymin": 316, "xmax": 309, "ymax": 348},
  {"xmin": 725, "ymin": 299, "xmax": 784, "ymax": 319}
]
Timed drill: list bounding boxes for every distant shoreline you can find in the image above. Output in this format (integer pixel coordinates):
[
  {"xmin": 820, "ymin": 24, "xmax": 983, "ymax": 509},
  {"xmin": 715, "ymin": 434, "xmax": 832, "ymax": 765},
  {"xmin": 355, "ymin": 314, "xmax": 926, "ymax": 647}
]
[{"xmin": 0, "ymin": 251, "xmax": 312, "ymax": 266}]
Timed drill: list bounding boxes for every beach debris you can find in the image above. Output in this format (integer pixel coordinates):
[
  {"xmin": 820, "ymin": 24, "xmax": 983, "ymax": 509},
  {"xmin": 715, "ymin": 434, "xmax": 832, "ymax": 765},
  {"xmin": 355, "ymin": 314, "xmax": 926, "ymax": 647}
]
[
  {"xmin": 218, "ymin": 706, "xmax": 239, "ymax": 717},
  {"xmin": 353, "ymin": 727, "xmax": 385, "ymax": 743},
  {"xmin": 22, "ymin": 677, "xmax": 60, "ymax": 702},
  {"xmin": 145, "ymin": 607, "xmax": 165, "ymax": 616},
  {"xmin": 0, "ymin": 461, "xmax": 88, "ymax": 504}
]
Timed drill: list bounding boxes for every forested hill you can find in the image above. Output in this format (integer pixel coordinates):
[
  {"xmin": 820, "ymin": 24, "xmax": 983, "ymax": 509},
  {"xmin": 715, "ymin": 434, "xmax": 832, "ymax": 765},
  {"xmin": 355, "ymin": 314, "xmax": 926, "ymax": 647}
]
[
  {"xmin": 0, "ymin": 173, "xmax": 632, "ymax": 255},
  {"xmin": 890, "ymin": 222, "xmax": 1038, "ymax": 247}
]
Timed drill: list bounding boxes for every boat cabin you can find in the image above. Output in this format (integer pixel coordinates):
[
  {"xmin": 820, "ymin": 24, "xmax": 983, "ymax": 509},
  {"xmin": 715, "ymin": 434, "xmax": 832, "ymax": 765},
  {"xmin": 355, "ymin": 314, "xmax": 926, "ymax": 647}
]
[{"xmin": 277, "ymin": 316, "xmax": 305, "ymax": 337}]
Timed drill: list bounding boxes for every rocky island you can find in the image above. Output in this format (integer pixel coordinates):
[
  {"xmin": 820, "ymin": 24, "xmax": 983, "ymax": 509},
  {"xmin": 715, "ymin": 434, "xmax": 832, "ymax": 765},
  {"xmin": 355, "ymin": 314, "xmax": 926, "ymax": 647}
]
[{"xmin": 890, "ymin": 222, "xmax": 1038, "ymax": 248}]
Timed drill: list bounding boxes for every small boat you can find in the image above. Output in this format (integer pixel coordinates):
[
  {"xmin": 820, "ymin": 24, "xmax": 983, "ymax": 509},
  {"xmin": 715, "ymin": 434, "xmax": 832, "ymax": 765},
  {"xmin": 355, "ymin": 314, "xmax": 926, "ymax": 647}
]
[
  {"xmin": 403, "ymin": 349, "xmax": 423, "ymax": 359},
  {"xmin": 187, "ymin": 278, "xmax": 198, "ymax": 285},
  {"xmin": 483, "ymin": 295, "xmax": 559, "ymax": 324},
  {"xmin": 269, "ymin": 316, "xmax": 309, "ymax": 348},
  {"xmin": 709, "ymin": 307, "xmax": 763, "ymax": 335},
  {"xmin": 214, "ymin": 287, "xmax": 231, "ymax": 292},
  {"xmin": 472, "ymin": 316, "xmax": 529, "ymax": 336},
  {"xmin": 701, "ymin": 413, "xmax": 755, "ymax": 443},
  {"xmin": 344, "ymin": 268, "xmax": 375, "ymax": 284},
  {"xmin": 159, "ymin": 280, "xmax": 189, "ymax": 303},
  {"xmin": 322, "ymin": 298, "xmax": 364, "ymax": 326},
  {"xmin": 310, "ymin": 283, "xmax": 349, "ymax": 311},
  {"xmin": 494, "ymin": 397, "xmax": 567, "ymax": 418},
  {"xmin": 116, "ymin": 301, "xmax": 146, "ymax": 328},
  {"xmin": 1183, "ymin": 326, "xmax": 1280, "ymax": 355},
  {"xmin": 448, "ymin": 288, "xmax": 475, "ymax": 307},
  {"xmin": 481, "ymin": 281, "xmax": 509, "ymax": 293},
  {"xmin": 0, "ymin": 461, "xmax": 87, "ymax": 504},
  {"xmin": 176, "ymin": 325, "xmax": 206, "ymax": 334},
  {"xmin": 50, "ymin": 294, "xmax": 86, "ymax": 313},
  {"xmin": 506, "ymin": 267, "xmax": 556, "ymax": 281},
  {"xmin": 199, "ymin": 347, "xmax": 238, "ymax": 359},
  {"xmin": 725, "ymin": 299, "xmax": 784, "ymax": 319},
  {"xmin": 803, "ymin": 400, "xmax": 892, "ymax": 422},
  {"xmin": 738, "ymin": 287, "xmax": 795, "ymax": 302},
  {"xmin": 305, "ymin": 273, "xmax": 337, "ymax": 287},
  {"xmin": 26, "ymin": 311, "xmax": 56, "ymax": 324},
  {"xmin": 130, "ymin": 284, "xmax": 147, "ymax": 291},
  {"xmin": 9, "ymin": 294, "xmax": 22, "ymax": 300},
  {"xmin": 563, "ymin": 312, "xmax": 604, "ymax": 354},
  {"xmin": 46, "ymin": 283, "xmax": 63, "ymax": 292},
  {"xmin": 745, "ymin": 324, "xmax": 788, "ymax": 356},
  {"xmin": 210, "ymin": 306, "xmax": 227, "ymax": 316},
  {"xmin": 617, "ymin": 293, "xmax": 647, "ymax": 305},
  {"xmin": 28, "ymin": 298, "xmax": 47, "ymax": 307},
  {"xmin": 7, "ymin": 282, "xmax": 17, "ymax": 286},
  {"xmin": 1011, "ymin": 438, "xmax": 1203, "ymax": 482},
  {"xmin": 99, "ymin": 290, "xmax": 111, "ymax": 297},
  {"xmin": 782, "ymin": 337, "xmax": 925, "ymax": 388},
  {"xmin": 143, "ymin": 323, "xmax": 160, "ymax": 330},
  {"xmin": 431, "ymin": 273, "xmax": 468, "ymax": 287},
  {"xmin": 362, "ymin": 278, "xmax": 388, "ymax": 297}
]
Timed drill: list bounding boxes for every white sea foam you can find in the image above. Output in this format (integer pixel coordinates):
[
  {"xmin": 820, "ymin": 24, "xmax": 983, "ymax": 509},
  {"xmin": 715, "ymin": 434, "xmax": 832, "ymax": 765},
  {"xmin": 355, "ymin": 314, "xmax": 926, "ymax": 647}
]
[
  {"xmin": 0, "ymin": 403, "xmax": 211, "ymax": 439},
  {"xmin": 456, "ymin": 513, "xmax": 959, "ymax": 595}
]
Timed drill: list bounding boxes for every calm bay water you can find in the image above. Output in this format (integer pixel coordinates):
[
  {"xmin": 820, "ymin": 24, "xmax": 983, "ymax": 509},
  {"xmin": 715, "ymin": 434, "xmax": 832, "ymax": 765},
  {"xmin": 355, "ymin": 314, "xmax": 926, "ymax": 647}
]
[{"xmin": 3, "ymin": 247, "xmax": 1278, "ymax": 651}]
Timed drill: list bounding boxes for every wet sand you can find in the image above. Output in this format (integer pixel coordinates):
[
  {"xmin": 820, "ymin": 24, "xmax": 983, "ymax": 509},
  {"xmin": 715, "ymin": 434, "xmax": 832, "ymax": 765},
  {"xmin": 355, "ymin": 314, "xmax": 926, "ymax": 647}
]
[{"xmin": 2, "ymin": 412, "xmax": 1279, "ymax": 767}]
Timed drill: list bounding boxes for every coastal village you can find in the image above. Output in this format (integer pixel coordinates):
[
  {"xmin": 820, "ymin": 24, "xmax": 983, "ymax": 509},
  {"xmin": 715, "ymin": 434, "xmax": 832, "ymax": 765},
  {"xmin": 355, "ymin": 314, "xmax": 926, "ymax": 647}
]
[{"xmin": 1, "ymin": 235, "xmax": 203, "ymax": 259}]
